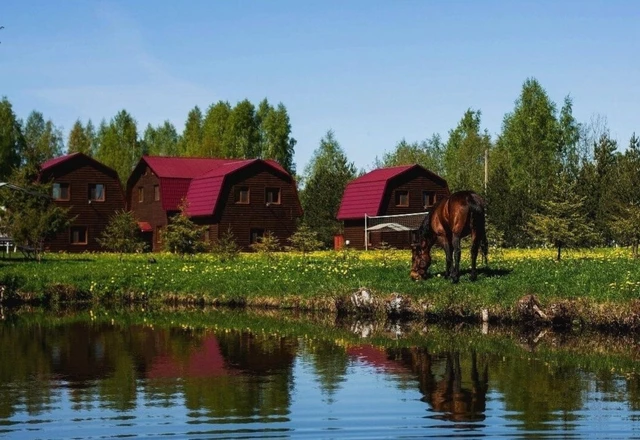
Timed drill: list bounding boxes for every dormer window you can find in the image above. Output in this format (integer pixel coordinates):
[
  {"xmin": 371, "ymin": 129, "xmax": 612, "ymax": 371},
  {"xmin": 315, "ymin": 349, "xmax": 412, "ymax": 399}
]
[
  {"xmin": 235, "ymin": 186, "xmax": 250, "ymax": 204},
  {"xmin": 52, "ymin": 183, "xmax": 70, "ymax": 201},
  {"xmin": 89, "ymin": 184, "xmax": 105, "ymax": 201},
  {"xmin": 395, "ymin": 190, "xmax": 409, "ymax": 207},
  {"xmin": 423, "ymin": 191, "xmax": 436, "ymax": 208},
  {"xmin": 265, "ymin": 187, "xmax": 281, "ymax": 205}
]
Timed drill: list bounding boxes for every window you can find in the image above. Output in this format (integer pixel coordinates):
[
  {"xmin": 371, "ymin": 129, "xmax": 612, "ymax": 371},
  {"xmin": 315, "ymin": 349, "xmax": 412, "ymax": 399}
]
[
  {"xmin": 52, "ymin": 183, "xmax": 70, "ymax": 201},
  {"xmin": 250, "ymin": 228, "xmax": 264, "ymax": 244},
  {"xmin": 395, "ymin": 190, "xmax": 409, "ymax": 207},
  {"xmin": 422, "ymin": 191, "xmax": 436, "ymax": 208},
  {"xmin": 70, "ymin": 226, "xmax": 88, "ymax": 245},
  {"xmin": 235, "ymin": 186, "xmax": 250, "ymax": 204},
  {"xmin": 154, "ymin": 185, "xmax": 160, "ymax": 202},
  {"xmin": 138, "ymin": 187, "xmax": 144, "ymax": 203},
  {"xmin": 265, "ymin": 187, "xmax": 281, "ymax": 205},
  {"xmin": 89, "ymin": 184, "xmax": 105, "ymax": 201}
]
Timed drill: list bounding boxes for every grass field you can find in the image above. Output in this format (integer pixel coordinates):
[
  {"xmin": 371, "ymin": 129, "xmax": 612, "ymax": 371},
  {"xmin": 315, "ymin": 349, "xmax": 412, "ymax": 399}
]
[{"xmin": 1, "ymin": 247, "xmax": 639, "ymax": 328}]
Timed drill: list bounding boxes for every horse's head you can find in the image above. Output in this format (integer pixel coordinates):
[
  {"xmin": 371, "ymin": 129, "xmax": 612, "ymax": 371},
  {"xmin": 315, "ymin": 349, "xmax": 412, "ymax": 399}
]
[{"xmin": 410, "ymin": 240, "xmax": 431, "ymax": 280}]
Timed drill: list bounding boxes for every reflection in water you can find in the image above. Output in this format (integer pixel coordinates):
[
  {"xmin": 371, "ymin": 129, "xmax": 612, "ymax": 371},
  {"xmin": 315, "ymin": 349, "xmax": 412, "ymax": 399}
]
[{"xmin": 1, "ymin": 314, "xmax": 640, "ymax": 438}]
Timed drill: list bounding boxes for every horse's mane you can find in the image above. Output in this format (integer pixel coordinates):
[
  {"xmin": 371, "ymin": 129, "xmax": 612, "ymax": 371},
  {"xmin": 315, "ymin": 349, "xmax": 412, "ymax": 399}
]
[{"xmin": 417, "ymin": 195, "xmax": 448, "ymax": 242}]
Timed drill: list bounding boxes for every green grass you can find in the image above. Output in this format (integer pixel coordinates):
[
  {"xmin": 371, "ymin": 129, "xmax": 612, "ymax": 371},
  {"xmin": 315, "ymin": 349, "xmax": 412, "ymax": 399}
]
[{"xmin": 1, "ymin": 247, "xmax": 639, "ymax": 328}]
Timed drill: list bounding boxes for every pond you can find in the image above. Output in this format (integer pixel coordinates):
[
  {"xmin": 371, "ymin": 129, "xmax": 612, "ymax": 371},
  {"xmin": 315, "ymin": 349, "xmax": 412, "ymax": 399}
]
[{"xmin": 1, "ymin": 308, "xmax": 639, "ymax": 439}]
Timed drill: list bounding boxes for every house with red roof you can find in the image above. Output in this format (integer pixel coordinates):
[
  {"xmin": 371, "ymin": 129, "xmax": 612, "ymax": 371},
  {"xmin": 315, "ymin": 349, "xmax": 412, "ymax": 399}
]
[
  {"xmin": 40, "ymin": 152, "xmax": 126, "ymax": 252},
  {"xmin": 126, "ymin": 156, "xmax": 302, "ymax": 251},
  {"xmin": 337, "ymin": 164, "xmax": 449, "ymax": 249}
]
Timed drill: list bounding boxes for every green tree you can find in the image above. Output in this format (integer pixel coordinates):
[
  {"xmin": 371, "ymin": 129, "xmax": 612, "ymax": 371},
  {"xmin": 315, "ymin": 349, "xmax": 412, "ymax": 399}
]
[
  {"xmin": 164, "ymin": 201, "xmax": 206, "ymax": 256},
  {"xmin": 287, "ymin": 224, "xmax": 323, "ymax": 257},
  {"xmin": 249, "ymin": 230, "xmax": 281, "ymax": 259},
  {"xmin": 259, "ymin": 102, "xmax": 296, "ymax": 174},
  {"xmin": 526, "ymin": 175, "xmax": 596, "ymax": 260},
  {"xmin": 443, "ymin": 109, "xmax": 491, "ymax": 193},
  {"xmin": 97, "ymin": 210, "xmax": 146, "ymax": 257},
  {"xmin": 0, "ymin": 182, "xmax": 70, "ymax": 261},
  {"xmin": 301, "ymin": 130, "xmax": 357, "ymax": 247},
  {"xmin": 22, "ymin": 111, "xmax": 64, "ymax": 178},
  {"xmin": 95, "ymin": 110, "xmax": 141, "ymax": 185},
  {"xmin": 201, "ymin": 101, "xmax": 231, "ymax": 157},
  {"xmin": 492, "ymin": 78, "xmax": 563, "ymax": 245},
  {"xmin": 557, "ymin": 96, "xmax": 581, "ymax": 179},
  {"xmin": 606, "ymin": 134, "xmax": 640, "ymax": 257},
  {"xmin": 211, "ymin": 226, "xmax": 240, "ymax": 261},
  {"xmin": 223, "ymin": 99, "xmax": 258, "ymax": 158},
  {"xmin": 179, "ymin": 106, "xmax": 203, "ymax": 157},
  {"xmin": 376, "ymin": 134, "xmax": 445, "ymax": 176},
  {"xmin": 0, "ymin": 97, "xmax": 23, "ymax": 180},
  {"xmin": 577, "ymin": 131, "xmax": 619, "ymax": 243},
  {"xmin": 143, "ymin": 121, "xmax": 179, "ymax": 156},
  {"xmin": 67, "ymin": 119, "xmax": 95, "ymax": 156}
]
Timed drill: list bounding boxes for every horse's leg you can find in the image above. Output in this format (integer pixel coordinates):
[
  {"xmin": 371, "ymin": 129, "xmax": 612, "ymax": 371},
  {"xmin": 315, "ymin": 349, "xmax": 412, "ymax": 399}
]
[
  {"xmin": 450, "ymin": 234, "xmax": 461, "ymax": 283},
  {"xmin": 442, "ymin": 239, "xmax": 453, "ymax": 279},
  {"xmin": 470, "ymin": 232, "xmax": 480, "ymax": 281}
]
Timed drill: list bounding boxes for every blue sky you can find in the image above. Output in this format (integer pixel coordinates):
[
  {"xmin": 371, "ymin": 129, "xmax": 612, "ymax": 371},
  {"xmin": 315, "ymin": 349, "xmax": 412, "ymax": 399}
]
[{"xmin": 1, "ymin": 0, "xmax": 638, "ymax": 173}]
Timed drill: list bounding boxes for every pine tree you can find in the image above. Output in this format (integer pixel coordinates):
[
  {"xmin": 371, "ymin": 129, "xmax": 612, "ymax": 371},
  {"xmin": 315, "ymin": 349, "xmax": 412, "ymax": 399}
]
[
  {"xmin": 163, "ymin": 201, "xmax": 206, "ymax": 256},
  {"xmin": 0, "ymin": 97, "xmax": 23, "ymax": 180},
  {"xmin": 143, "ymin": 121, "xmax": 179, "ymax": 156},
  {"xmin": 223, "ymin": 99, "xmax": 258, "ymax": 158},
  {"xmin": 22, "ymin": 111, "xmax": 63, "ymax": 177},
  {"xmin": 526, "ymin": 175, "xmax": 597, "ymax": 260},
  {"xmin": 179, "ymin": 106, "xmax": 203, "ymax": 157},
  {"xmin": 97, "ymin": 210, "xmax": 146, "ymax": 257},
  {"xmin": 301, "ymin": 130, "xmax": 356, "ymax": 247},
  {"xmin": 67, "ymin": 119, "xmax": 94, "ymax": 156},
  {"xmin": 94, "ymin": 110, "xmax": 141, "ymax": 185},
  {"xmin": 443, "ymin": 109, "xmax": 491, "ymax": 193},
  {"xmin": 201, "ymin": 101, "xmax": 231, "ymax": 157}
]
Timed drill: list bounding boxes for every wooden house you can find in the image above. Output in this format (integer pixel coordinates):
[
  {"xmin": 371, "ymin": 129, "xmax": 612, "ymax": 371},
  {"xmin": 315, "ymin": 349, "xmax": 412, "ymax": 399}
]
[
  {"xmin": 336, "ymin": 164, "xmax": 449, "ymax": 249},
  {"xmin": 126, "ymin": 156, "xmax": 303, "ymax": 251},
  {"xmin": 40, "ymin": 153, "xmax": 126, "ymax": 252}
]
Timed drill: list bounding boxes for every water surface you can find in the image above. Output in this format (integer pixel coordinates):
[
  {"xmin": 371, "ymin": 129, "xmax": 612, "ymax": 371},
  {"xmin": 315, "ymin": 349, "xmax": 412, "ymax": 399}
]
[{"xmin": 1, "ymin": 309, "xmax": 639, "ymax": 438}]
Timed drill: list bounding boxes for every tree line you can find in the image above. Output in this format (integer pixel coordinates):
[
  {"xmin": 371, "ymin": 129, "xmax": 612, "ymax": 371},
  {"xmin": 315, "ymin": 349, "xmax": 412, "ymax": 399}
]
[
  {"xmin": 1, "ymin": 77, "xmax": 639, "ymax": 255},
  {"xmin": 0, "ymin": 98, "xmax": 296, "ymax": 184}
]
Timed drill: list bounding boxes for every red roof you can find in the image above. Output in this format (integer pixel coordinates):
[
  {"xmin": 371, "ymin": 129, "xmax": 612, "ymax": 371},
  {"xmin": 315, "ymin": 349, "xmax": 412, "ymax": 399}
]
[
  {"xmin": 41, "ymin": 153, "xmax": 82, "ymax": 171},
  {"xmin": 40, "ymin": 153, "xmax": 120, "ymax": 180},
  {"xmin": 133, "ymin": 156, "xmax": 295, "ymax": 216},
  {"xmin": 337, "ymin": 165, "xmax": 446, "ymax": 220}
]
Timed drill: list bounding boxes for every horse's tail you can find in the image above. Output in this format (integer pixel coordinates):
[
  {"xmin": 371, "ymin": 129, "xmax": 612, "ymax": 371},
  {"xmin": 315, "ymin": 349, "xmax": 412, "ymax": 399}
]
[{"xmin": 469, "ymin": 192, "xmax": 488, "ymax": 264}]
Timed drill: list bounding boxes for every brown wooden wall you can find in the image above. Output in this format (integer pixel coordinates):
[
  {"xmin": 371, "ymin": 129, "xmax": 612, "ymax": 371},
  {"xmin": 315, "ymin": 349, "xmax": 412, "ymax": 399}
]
[
  {"xmin": 42, "ymin": 158, "xmax": 125, "ymax": 252},
  {"xmin": 127, "ymin": 164, "xmax": 169, "ymax": 251},
  {"xmin": 341, "ymin": 168, "xmax": 449, "ymax": 250},
  {"xmin": 194, "ymin": 162, "xmax": 302, "ymax": 251},
  {"xmin": 379, "ymin": 168, "xmax": 449, "ymax": 216}
]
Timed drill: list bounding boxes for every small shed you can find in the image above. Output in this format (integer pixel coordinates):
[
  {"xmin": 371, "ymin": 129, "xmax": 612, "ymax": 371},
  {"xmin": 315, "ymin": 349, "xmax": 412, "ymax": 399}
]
[{"xmin": 336, "ymin": 164, "xmax": 449, "ymax": 249}]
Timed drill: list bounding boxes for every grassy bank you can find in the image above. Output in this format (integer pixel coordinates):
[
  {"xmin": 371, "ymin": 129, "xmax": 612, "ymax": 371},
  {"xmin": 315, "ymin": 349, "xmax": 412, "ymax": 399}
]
[{"xmin": 1, "ymin": 247, "xmax": 639, "ymax": 330}]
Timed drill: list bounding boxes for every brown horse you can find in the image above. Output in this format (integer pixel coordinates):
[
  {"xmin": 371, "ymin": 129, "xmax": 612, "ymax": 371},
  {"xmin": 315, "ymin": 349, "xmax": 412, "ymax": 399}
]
[{"xmin": 410, "ymin": 190, "xmax": 488, "ymax": 283}]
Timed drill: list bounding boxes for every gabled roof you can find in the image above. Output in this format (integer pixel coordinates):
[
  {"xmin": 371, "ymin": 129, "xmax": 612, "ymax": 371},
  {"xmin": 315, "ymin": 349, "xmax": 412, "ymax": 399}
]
[
  {"xmin": 130, "ymin": 156, "xmax": 296, "ymax": 216},
  {"xmin": 40, "ymin": 152, "xmax": 120, "ymax": 180},
  {"xmin": 336, "ymin": 164, "xmax": 447, "ymax": 220}
]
